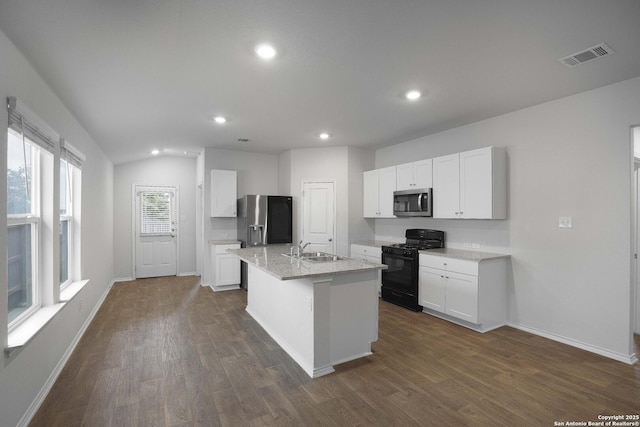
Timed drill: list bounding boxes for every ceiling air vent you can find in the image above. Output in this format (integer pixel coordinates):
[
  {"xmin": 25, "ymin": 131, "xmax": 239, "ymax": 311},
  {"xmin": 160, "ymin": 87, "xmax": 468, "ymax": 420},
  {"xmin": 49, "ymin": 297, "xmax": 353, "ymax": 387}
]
[{"xmin": 559, "ymin": 43, "xmax": 614, "ymax": 68}]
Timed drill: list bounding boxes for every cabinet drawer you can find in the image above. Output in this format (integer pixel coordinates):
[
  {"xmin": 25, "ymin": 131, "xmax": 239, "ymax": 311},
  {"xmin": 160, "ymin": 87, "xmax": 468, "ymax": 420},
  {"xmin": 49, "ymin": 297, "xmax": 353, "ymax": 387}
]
[
  {"xmin": 351, "ymin": 244, "xmax": 381, "ymax": 259},
  {"xmin": 215, "ymin": 244, "xmax": 240, "ymax": 254},
  {"xmin": 419, "ymin": 254, "xmax": 477, "ymax": 276},
  {"xmin": 351, "ymin": 244, "xmax": 367, "ymax": 257}
]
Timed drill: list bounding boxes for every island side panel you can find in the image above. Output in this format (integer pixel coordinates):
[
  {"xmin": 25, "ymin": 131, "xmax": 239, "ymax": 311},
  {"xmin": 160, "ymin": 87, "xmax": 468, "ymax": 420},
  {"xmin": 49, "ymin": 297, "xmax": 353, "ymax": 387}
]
[
  {"xmin": 329, "ymin": 270, "xmax": 379, "ymax": 365},
  {"xmin": 245, "ymin": 265, "xmax": 316, "ymax": 376}
]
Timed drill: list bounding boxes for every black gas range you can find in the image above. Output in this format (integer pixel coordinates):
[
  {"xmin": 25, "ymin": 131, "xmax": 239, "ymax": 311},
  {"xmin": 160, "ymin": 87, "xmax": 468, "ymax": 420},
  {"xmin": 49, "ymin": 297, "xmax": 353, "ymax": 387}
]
[{"xmin": 381, "ymin": 229, "xmax": 445, "ymax": 311}]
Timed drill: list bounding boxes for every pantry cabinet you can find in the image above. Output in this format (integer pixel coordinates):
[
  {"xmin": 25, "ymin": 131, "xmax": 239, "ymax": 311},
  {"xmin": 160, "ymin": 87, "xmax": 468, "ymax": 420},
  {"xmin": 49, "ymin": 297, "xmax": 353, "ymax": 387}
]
[
  {"xmin": 396, "ymin": 159, "xmax": 432, "ymax": 190},
  {"xmin": 210, "ymin": 169, "xmax": 237, "ymax": 217},
  {"xmin": 432, "ymin": 147, "xmax": 506, "ymax": 219},
  {"xmin": 363, "ymin": 166, "xmax": 396, "ymax": 218},
  {"xmin": 418, "ymin": 251, "xmax": 507, "ymax": 332}
]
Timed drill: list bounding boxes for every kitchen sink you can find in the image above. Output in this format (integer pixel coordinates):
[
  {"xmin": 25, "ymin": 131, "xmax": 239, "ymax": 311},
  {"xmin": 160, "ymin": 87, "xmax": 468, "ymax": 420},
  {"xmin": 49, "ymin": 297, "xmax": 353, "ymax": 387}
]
[{"xmin": 282, "ymin": 251, "xmax": 344, "ymax": 262}]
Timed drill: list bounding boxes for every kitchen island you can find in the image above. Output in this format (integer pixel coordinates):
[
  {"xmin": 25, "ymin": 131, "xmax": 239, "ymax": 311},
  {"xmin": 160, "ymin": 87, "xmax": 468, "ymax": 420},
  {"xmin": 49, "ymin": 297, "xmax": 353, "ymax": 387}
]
[{"xmin": 228, "ymin": 245, "xmax": 387, "ymax": 378}]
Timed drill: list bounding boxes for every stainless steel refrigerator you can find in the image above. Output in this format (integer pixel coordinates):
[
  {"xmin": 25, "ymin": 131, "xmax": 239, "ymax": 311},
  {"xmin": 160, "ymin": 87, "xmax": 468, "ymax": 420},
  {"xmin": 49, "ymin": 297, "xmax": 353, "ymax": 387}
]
[{"xmin": 237, "ymin": 195, "xmax": 293, "ymax": 287}]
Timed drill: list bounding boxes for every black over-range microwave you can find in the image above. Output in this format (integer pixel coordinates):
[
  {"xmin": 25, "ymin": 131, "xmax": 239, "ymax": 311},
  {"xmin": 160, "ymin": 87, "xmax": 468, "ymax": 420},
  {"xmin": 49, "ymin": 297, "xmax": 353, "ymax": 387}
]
[{"xmin": 393, "ymin": 188, "xmax": 432, "ymax": 217}]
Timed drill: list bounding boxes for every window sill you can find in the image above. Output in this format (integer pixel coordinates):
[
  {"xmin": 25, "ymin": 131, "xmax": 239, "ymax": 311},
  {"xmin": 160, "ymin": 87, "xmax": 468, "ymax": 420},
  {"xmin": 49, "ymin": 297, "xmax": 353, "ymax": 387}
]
[
  {"xmin": 5, "ymin": 279, "xmax": 89, "ymax": 358},
  {"xmin": 60, "ymin": 279, "xmax": 89, "ymax": 302}
]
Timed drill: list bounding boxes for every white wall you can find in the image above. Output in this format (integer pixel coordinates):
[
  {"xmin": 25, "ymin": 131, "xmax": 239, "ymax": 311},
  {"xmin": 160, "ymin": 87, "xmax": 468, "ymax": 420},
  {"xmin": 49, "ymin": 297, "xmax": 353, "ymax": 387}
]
[
  {"xmin": 347, "ymin": 147, "xmax": 376, "ymax": 244},
  {"xmin": 278, "ymin": 150, "xmax": 292, "ymax": 196},
  {"xmin": 113, "ymin": 156, "xmax": 197, "ymax": 279},
  {"xmin": 201, "ymin": 148, "xmax": 279, "ymax": 284},
  {"xmin": 0, "ymin": 28, "xmax": 114, "ymax": 427},
  {"xmin": 374, "ymin": 76, "xmax": 640, "ymax": 362},
  {"xmin": 280, "ymin": 146, "xmax": 376, "ymax": 257},
  {"xmin": 283, "ymin": 147, "xmax": 350, "ymax": 256}
]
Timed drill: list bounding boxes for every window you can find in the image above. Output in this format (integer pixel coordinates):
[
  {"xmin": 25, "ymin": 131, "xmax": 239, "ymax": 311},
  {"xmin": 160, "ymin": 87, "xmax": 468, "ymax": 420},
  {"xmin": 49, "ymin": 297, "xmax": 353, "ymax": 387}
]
[
  {"xmin": 60, "ymin": 158, "xmax": 70, "ymax": 286},
  {"xmin": 7, "ymin": 129, "xmax": 40, "ymax": 325},
  {"xmin": 5, "ymin": 96, "xmax": 85, "ymax": 334},
  {"xmin": 58, "ymin": 145, "xmax": 82, "ymax": 290}
]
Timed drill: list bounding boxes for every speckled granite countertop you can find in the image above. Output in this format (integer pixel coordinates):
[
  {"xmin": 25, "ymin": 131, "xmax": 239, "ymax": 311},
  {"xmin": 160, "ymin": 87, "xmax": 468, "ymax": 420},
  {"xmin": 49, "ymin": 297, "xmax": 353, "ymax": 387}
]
[
  {"xmin": 209, "ymin": 240, "xmax": 242, "ymax": 245},
  {"xmin": 228, "ymin": 244, "xmax": 387, "ymax": 281},
  {"xmin": 419, "ymin": 248, "xmax": 510, "ymax": 261},
  {"xmin": 351, "ymin": 240, "xmax": 397, "ymax": 248}
]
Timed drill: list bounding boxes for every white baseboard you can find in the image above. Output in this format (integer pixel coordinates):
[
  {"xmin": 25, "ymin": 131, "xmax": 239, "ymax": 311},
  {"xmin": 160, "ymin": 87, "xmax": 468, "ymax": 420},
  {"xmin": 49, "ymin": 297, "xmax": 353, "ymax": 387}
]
[
  {"xmin": 212, "ymin": 284, "xmax": 240, "ymax": 292},
  {"xmin": 16, "ymin": 279, "xmax": 115, "ymax": 427},
  {"xmin": 178, "ymin": 272, "xmax": 198, "ymax": 277},
  {"xmin": 507, "ymin": 321, "xmax": 638, "ymax": 365},
  {"xmin": 113, "ymin": 277, "xmax": 134, "ymax": 283}
]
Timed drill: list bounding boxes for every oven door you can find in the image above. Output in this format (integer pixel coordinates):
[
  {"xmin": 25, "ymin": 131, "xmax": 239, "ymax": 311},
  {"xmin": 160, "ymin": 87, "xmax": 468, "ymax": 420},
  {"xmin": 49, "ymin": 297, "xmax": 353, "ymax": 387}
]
[{"xmin": 381, "ymin": 252, "xmax": 417, "ymax": 296}]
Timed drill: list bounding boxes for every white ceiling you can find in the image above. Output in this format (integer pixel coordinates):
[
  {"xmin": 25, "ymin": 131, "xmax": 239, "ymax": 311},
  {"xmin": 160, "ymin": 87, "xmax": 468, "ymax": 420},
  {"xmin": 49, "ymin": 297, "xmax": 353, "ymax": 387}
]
[{"xmin": 1, "ymin": 0, "xmax": 640, "ymax": 165}]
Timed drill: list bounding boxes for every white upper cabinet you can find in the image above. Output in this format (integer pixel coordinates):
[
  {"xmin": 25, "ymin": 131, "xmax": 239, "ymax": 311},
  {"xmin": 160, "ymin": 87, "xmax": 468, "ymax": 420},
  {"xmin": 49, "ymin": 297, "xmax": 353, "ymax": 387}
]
[
  {"xmin": 433, "ymin": 147, "xmax": 506, "ymax": 219},
  {"xmin": 396, "ymin": 159, "xmax": 433, "ymax": 190},
  {"xmin": 363, "ymin": 166, "xmax": 397, "ymax": 218},
  {"xmin": 210, "ymin": 169, "xmax": 237, "ymax": 217}
]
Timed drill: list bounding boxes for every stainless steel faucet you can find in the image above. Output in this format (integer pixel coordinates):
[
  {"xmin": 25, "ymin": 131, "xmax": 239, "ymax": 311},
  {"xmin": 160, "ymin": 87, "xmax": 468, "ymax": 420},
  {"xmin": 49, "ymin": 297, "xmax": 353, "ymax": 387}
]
[{"xmin": 297, "ymin": 240, "xmax": 311, "ymax": 257}]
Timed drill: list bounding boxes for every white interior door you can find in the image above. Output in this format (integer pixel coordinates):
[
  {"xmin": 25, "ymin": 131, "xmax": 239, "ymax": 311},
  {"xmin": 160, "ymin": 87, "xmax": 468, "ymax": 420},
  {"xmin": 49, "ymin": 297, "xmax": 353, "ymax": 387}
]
[
  {"xmin": 135, "ymin": 186, "xmax": 177, "ymax": 278},
  {"xmin": 302, "ymin": 181, "xmax": 335, "ymax": 254}
]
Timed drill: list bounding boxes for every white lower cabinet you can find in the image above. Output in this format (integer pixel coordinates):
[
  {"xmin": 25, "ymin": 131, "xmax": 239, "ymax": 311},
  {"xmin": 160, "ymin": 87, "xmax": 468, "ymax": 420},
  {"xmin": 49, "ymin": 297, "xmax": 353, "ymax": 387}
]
[
  {"xmin": 419, "ymin": 253, "xmax": 506, "ymax": 332},
  {"xmin": 351, "ymin": 244, "xmax": 383, "ymax": 293},
  {"xmin": 210, "ymin": 242, "xmax": 241, "ymax": 291}
]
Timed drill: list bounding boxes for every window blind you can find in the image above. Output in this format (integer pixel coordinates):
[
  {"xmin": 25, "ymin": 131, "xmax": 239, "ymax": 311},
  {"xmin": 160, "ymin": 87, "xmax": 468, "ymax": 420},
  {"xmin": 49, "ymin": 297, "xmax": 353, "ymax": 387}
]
[
  {"xmin": 140, "ymin": 191, "xmax": 172, "ymax": 234},
  {"xmin": 7, "ymin": 96, "xmax": 58, "ymax": 154},
  {"xmin": 60, "ymin": 138, "xmax": 85, "ymax": 169}
]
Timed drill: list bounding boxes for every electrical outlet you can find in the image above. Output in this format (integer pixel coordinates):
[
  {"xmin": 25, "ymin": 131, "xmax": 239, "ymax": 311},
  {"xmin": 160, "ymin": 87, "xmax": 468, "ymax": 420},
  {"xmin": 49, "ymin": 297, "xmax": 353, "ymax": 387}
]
[{"xmin": 559, "ymin": 216, "xmax": 573, "ymax": 229}]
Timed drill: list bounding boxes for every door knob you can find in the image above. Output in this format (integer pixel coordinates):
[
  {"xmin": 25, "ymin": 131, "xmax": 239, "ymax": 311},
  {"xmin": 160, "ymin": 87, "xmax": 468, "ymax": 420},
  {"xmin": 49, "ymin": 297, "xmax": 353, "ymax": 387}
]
[{"xmin": 328, "ymin": 238, "xmax": 333, "ymax": 242}]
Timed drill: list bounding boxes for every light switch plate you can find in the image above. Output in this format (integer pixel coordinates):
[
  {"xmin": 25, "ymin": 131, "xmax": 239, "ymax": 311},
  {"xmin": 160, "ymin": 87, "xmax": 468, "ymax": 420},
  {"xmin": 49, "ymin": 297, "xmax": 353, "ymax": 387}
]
[{"xmin": 559, "ymin": 216, "xmax": 573, "ymax": 229}]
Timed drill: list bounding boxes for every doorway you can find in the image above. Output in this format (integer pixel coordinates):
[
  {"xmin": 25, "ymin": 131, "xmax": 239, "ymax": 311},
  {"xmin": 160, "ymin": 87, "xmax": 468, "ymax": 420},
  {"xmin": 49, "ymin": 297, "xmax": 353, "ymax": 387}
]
[
  {"xmin": 301, "ymin": 180, "xmax": 336, "ymax": 254},
  {"xmin": 133, "ymin": 185, "xmax": 178, "ymax": 278}
]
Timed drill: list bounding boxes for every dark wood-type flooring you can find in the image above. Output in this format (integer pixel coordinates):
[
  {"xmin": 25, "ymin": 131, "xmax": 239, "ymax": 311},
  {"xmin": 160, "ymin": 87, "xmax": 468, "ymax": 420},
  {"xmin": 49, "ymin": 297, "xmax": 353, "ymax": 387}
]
[{"xmin": 30, "ymin": 276, "xmax": 640, "ymax": 426}]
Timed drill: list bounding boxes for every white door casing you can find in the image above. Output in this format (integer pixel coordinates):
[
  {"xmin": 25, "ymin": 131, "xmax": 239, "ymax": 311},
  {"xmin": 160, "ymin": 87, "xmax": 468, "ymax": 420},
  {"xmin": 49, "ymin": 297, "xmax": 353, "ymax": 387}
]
[
  {"xmin": 134, "ymin": 185, "xmax": 178, "ymax": 278},
  {"xmin": 301, "ymin": 181, "xmax": 336, "ymax": 254}
]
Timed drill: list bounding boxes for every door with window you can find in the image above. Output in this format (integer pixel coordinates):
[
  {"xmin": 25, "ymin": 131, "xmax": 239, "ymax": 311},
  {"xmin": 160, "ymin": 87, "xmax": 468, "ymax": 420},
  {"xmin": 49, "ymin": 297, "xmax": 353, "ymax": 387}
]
[{"xmin": 135, "ymin": 186, "xmax": 177, "ymax": 278}]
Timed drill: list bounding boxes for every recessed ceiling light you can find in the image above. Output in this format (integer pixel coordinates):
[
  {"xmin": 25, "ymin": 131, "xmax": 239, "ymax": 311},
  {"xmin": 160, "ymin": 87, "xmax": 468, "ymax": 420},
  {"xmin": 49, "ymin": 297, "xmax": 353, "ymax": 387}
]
[
  {"xmin": 151, "ymin": 149, "xmax": 160, "ymax": 155},
  {"xmin": 405, "ymin": 90, "xmax": 421, "ymax": 101},
  {"xmin": 319, "ymin": 132, "xmax": 330, "ymax": 140},
  {"xmin": 255, "ymin": 43, "xmax": 277, "ymax": 60},
  {"xmin": 213, "ymin": 116, "xmax": 227, "ymax": 124}
]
